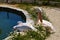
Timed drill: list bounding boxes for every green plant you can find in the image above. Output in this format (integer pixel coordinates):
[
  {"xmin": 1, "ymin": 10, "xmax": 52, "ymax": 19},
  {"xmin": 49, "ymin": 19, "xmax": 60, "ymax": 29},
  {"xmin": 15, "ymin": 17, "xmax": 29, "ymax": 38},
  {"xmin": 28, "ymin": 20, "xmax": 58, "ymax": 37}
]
[
  {"xmin": 0, "ymin": 29, "xmax": 2, "ymax": 34},
  {"xmin": 7, "ymin": 25, "xmax": 51, "ymax": 40},
  {"xmin": 35, "ymin": 25, "xmax": 51, "ymax": 38}
]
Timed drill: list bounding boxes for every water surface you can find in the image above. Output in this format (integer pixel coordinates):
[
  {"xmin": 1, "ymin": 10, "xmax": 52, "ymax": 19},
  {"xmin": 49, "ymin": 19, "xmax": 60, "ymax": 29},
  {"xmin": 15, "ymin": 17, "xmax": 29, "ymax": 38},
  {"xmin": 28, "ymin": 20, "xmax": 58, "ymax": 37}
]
[{"xmin": 0, "ymin": 11, "xmax": 25, "ymax": 39}]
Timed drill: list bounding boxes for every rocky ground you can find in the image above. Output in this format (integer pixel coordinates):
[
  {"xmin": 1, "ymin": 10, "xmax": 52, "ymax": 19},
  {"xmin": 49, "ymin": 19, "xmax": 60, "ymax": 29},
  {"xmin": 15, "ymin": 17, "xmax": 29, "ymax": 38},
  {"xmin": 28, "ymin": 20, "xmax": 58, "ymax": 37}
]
[{"xmin": 42, "ymin": 7, "xmax": 60, "ymax": 40}]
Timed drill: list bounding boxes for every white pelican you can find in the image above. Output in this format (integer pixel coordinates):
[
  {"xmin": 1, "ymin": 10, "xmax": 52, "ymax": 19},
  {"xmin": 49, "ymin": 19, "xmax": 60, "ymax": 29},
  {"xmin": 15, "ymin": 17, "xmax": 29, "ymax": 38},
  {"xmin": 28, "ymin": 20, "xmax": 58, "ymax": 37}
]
[
  {"xmin": 34, "ymin": 7, "xmax": 55, "ymax": 33},
  {"xmin": 13, "ymin": 21, "xmax": 37, "ymax": 32}
]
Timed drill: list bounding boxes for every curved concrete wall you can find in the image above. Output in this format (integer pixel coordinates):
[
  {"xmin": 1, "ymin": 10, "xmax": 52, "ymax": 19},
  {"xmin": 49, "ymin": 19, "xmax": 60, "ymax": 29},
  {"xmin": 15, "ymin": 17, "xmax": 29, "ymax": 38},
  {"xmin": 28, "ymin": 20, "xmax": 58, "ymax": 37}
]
[
  {"xmin": 0, "ymin": 7, "xmax": 26, "ymax": 22},
  {"xmin": 0, "ymin": 5, "xmax": 34, "ymax": 25}
]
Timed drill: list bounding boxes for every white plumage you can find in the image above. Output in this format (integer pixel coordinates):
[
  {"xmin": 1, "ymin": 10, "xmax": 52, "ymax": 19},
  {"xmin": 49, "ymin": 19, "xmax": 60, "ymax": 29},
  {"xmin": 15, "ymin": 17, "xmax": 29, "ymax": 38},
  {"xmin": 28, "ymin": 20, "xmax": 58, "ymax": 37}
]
[
  {"xmin": 38, "ymin": 20, "xmax": 55, "ymax": 33},
  {"xmin": 13, "ymin": 21, "xmax": 37, "ymax": 32}
]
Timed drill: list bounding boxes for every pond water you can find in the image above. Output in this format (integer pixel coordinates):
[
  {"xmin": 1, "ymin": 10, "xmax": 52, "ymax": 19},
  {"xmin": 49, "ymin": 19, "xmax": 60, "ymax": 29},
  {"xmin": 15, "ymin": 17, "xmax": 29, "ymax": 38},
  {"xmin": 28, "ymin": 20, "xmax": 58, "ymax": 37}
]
[{"xmin": 0, "ymin": 11, "xmax": 25, "ymax": 40}]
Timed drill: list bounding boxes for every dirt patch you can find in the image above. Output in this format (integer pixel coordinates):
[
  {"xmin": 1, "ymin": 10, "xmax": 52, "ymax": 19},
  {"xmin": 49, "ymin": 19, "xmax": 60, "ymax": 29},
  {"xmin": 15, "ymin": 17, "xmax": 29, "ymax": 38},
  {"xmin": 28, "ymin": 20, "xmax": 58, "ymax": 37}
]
[{"xmin": 42, "ymin": 7, "xmax": 60, "ymax": 40}]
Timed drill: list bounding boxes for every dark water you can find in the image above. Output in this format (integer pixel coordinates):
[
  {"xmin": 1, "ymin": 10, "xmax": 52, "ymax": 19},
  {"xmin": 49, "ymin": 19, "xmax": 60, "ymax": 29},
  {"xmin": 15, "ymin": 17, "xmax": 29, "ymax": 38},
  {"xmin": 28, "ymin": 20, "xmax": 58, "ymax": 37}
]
[{"xmin": 0, "ymin": 11, "xmax": 25, "ymax": 40}]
